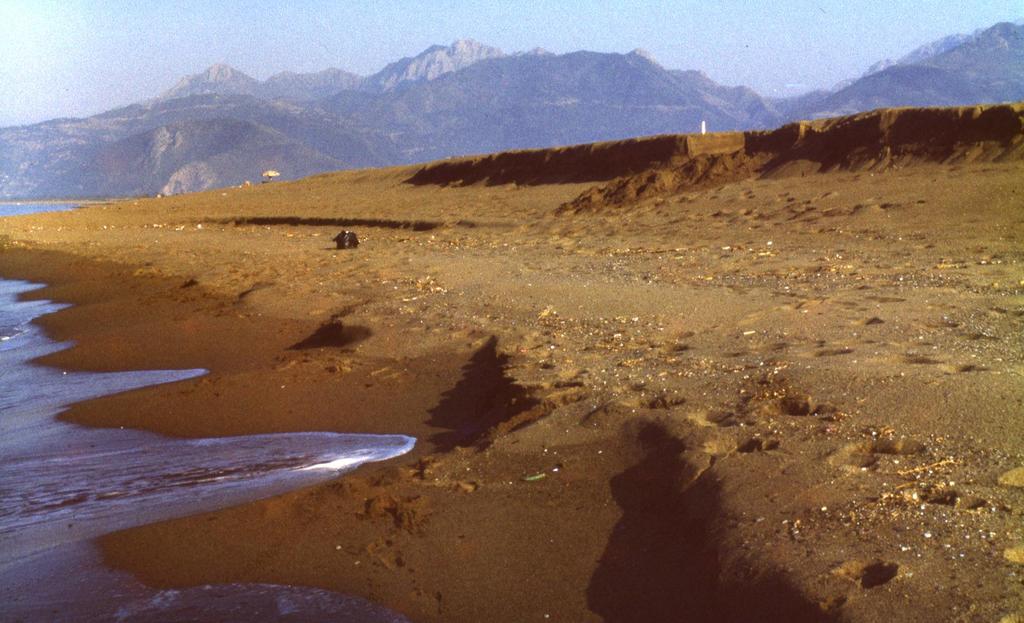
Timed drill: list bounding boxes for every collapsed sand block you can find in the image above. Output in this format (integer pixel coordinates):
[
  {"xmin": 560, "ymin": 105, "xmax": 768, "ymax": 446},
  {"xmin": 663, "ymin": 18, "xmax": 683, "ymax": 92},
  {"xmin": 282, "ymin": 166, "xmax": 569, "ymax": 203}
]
[{"xmin": 682, "ymin": 132, "xmax": 745, "ymax": 158}]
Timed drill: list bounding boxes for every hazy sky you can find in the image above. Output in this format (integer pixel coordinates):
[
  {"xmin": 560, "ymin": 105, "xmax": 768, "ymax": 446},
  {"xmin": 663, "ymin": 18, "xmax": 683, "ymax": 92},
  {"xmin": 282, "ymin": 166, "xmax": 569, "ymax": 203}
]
[{"xmin": 1, "ymin": 0, "xmax": 1021, "ymax": 127}]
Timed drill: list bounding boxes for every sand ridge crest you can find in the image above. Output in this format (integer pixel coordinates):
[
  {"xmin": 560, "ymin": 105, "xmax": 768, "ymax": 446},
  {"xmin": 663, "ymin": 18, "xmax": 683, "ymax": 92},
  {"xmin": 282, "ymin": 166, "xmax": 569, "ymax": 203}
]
[
  {"xmin": 403, "ymin": 103, "xmax": 1024, "ymax": 214},
  {"xmin": 565, "ymin": 103, "xmax": 1024, "ymax": 213}
]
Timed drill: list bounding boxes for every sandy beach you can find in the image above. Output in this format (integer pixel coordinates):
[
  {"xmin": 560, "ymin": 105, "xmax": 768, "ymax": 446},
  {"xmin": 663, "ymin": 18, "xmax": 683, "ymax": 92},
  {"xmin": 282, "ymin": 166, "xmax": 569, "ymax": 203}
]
[{"xmin": 1, "ymin": 104, "xmax": 1023, "ymax": 621}]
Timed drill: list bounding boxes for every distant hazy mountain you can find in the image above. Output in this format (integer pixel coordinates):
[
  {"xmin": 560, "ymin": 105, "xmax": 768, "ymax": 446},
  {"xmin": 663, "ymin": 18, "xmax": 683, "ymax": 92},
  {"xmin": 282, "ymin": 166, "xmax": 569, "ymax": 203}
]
[
  {"xmin": 793, "ymin": 22, "xmax": 1024, "ymax": 119},
  {"xmin": 363, "ymin": 39, "xmax": 506, "ymax": 92},
  {"xmin": 90, "ymin": 118, "xmax": 344, "ymax": 196},
  {"xmin": 0, "ymin": 43, "xmax": 780, "ymax": 198},
  {"xmin": 0, "ymin": 94, "xmax": 392, "ymax": 198},
  {"xmin": 862, "ymin": 32, "xmax": 977, "ymax": 77},
  {"xmin": 156, "ymin": 39, "xmax": 506, "ymax": 104},
  {"xmin": 159, "ymin": 63, "xmax": 262, "ymax": 99},
  {"xmin": 1, "ymin": 25, "xmax": 1020, "ymax": 199},
  {"xmin": 865, "ymin": 18, "xmax": 1023, "ymax": 77},
  {"xmin": 259, "ymin": 68, "xmax": 364, "ymax": 100},
  {"xmin": 159, "ymin": 64, "xmax": 362, "ymax": 102},
  {"xmin": 328, "ymin": 49, "xmax": 780, "ymax": 162}
]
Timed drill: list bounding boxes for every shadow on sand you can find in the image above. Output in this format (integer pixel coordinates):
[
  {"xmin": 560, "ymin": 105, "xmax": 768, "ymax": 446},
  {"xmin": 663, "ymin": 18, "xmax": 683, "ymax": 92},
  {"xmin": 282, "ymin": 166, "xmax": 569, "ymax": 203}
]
[
  {"xmin": 218, "ymin": 216, "xmax": 444, "ymax": 231},
  {"xmin": 425, "ymin": 336, "xmax": 539, "ymax": 451},
  {"xmin": 588, "ymin": 422, "xmax": 834, "ymax": 623},
  {"xmin": 288, "ymin": 320, "xmax": 372, "ymax": 350}
]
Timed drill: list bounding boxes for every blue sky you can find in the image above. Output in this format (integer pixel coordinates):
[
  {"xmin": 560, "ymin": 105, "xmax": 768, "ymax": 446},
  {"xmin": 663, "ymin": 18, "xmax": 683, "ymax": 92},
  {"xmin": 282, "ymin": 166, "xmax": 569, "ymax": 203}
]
[{"xmin": 1, "ymin": 0, "xmax": 1021, "ymax": 127}]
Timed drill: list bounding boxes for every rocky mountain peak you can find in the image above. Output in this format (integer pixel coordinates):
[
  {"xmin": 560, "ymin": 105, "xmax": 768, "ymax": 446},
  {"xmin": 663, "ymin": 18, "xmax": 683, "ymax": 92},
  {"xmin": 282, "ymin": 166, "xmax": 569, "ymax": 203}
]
[
  {"xmin": 959, "ymin": 21, "xmax": 1023, "ymax": 52},
  {"xmin": 449, "ymin": 38, "xmax": 494, "ymax": 55},
  {"xmin": 259, "ymin": 67, "xmax": 363, "ymax": 99},
  {"xmin": 860, "ymin": 22, "xmax": 1023, "ymax": 80},
  {"xmin": 204, "ymin": 63, "xmax": 248, "ymax": 81},
  {"xmin": 628, "ymin": 48, "xmax": 659, "ymax": 65},
  {"xmin": 160, "ymin": 63, "xmax": 259, "ymax": 99},
  {"xmin": 366, "ymin": 39, "xmax": 505, "ymax": 91}
]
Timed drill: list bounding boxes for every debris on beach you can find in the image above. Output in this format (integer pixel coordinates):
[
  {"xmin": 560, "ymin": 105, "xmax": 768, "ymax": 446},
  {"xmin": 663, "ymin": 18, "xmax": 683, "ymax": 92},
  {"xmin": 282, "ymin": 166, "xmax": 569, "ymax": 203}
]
[{"xmin": 333, "ymin": 230, "xmax": 359, "ymax": 249}]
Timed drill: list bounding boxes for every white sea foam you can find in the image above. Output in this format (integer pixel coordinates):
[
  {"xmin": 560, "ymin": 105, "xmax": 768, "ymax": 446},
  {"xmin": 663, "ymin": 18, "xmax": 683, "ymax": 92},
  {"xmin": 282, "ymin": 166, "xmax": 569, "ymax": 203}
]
[{"xmin": 301, "ymin": 455, "xmax": 378, "ymax": 471}]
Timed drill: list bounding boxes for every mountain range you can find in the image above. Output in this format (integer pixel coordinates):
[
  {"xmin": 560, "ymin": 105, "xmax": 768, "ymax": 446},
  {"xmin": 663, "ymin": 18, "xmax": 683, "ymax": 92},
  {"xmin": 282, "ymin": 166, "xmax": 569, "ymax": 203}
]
[
  {"xmin": 1, "ymin": 23, "xmax": 1021, "ymax": 199},
  {"xmin": 790, "ymin": 21, "xmax": 1024, "ymax": 118}
]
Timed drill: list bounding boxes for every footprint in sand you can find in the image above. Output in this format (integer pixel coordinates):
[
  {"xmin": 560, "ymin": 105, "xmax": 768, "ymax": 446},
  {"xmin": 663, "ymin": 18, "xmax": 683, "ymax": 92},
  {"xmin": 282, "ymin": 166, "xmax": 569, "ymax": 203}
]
[
  {"xmin": 830, "ymin": 437, "xmax": 926, "ymax": 469},
  {"xmin": 735, "ymin": 435, "xmax": 779, "ymax": 453},
  {"xmin": 698, "ymin": 409, "xmax": 746, "ymax": 428},
  {"xmin": 631, "ymin": 392, "xmax": 687, "ymax": 410},
  {"xmin": 904, "ymin": 353, "xmax": 944, "ymax": 365},
  {"xmin": 911, "ymin": 485, "xmax": 960, "ymax": 507},
  {"xmin": 832, "ymin": 559, "xmax": 899, "ymax": 589},
  {"xmin": 936, "ymin": 363, "xmax": 989, "ymax": 374},
  {"xmin": 866, "ymin": 295, "xmax": 906, "ymax": 304},
  {"xmin": 815, "ymin": 347, "xmax": 855, "ymax": 357},
  {"xmin": 775, "ymin": 392, "xmax": 841, "ymax": 419}
]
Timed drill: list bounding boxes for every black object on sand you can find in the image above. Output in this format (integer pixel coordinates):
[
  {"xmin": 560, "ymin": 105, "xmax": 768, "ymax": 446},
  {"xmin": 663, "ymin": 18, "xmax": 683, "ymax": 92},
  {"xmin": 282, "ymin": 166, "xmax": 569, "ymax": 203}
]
[{"xmin": 333, "ymin": 231, "xmax": 359, "ymax": 249}]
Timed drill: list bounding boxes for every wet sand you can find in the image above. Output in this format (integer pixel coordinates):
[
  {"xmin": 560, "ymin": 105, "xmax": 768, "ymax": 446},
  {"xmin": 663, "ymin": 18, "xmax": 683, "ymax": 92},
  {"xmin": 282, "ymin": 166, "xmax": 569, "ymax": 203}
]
[{"xmin": 1, "ymin": 105, "xmax": 1023, "ymax": 621}]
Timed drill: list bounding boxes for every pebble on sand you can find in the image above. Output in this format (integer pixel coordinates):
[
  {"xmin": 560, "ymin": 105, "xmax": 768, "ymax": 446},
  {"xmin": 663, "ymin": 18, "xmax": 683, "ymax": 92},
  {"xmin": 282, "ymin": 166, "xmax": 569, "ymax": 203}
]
[
  {"xmin": 997, "ymin": 467, "xmax": 1024, "ymax": 488},
  {"xmin": 1004, "ymin": 546, "xmax": 1024, "ymax": 565}
]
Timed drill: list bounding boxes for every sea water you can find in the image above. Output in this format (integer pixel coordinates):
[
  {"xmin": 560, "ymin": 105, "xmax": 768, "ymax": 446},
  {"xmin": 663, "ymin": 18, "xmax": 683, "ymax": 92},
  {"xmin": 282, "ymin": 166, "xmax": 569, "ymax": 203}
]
[
  {"xmin": 0, "ymin": 282, "xmax": 413, "ymax": 559},
  {"xmin": 0, "ymin": 201, "xmax": 82, "ymax": 218},
  {"xmin": 0, "ymin": 202, "xmax": 415, "ymax": 621}
]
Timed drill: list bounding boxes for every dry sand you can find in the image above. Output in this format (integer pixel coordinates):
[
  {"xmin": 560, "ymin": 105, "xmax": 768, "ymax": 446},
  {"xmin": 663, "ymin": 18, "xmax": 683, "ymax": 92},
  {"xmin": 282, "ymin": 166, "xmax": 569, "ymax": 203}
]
[{"xmin": 2, "ymin": 104, "xmax": 1023, "ymax": 621}]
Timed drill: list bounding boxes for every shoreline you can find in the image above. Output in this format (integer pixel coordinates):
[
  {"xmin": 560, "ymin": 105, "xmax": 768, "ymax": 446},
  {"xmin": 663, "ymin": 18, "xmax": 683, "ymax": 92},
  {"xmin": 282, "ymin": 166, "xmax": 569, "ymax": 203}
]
[
  {"xmin": 1, "ymin": 139, "xmax": 1022, "ymax": 620},
  {"xmin": 0, "ymin": 247, "xmax": 622, "ymax": 622},
  {"xmin": 0, "ymin": 199, "xmax": 117, "ymax": 205},
  {"xmin": 0, "ymin": 247, "xmax": 477, "ymax": 447}
]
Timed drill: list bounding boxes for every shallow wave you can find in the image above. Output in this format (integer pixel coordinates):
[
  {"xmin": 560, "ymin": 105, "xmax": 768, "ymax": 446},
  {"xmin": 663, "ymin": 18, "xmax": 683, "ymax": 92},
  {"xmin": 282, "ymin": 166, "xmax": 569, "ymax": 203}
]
[
  {"xmin": 1, "ymin": 542, "xmax": 412, "ymax": 623},
  {"xmin": 0, "ymin": 277, "xmax": 416, "ymax": 620},
  {"xmin": 0, "ymin": 431, "xmax": 415, "ymax": 561},
  {"xmin": 0, "ymin": 278, "xmax": 414, "ymax": 562}
]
